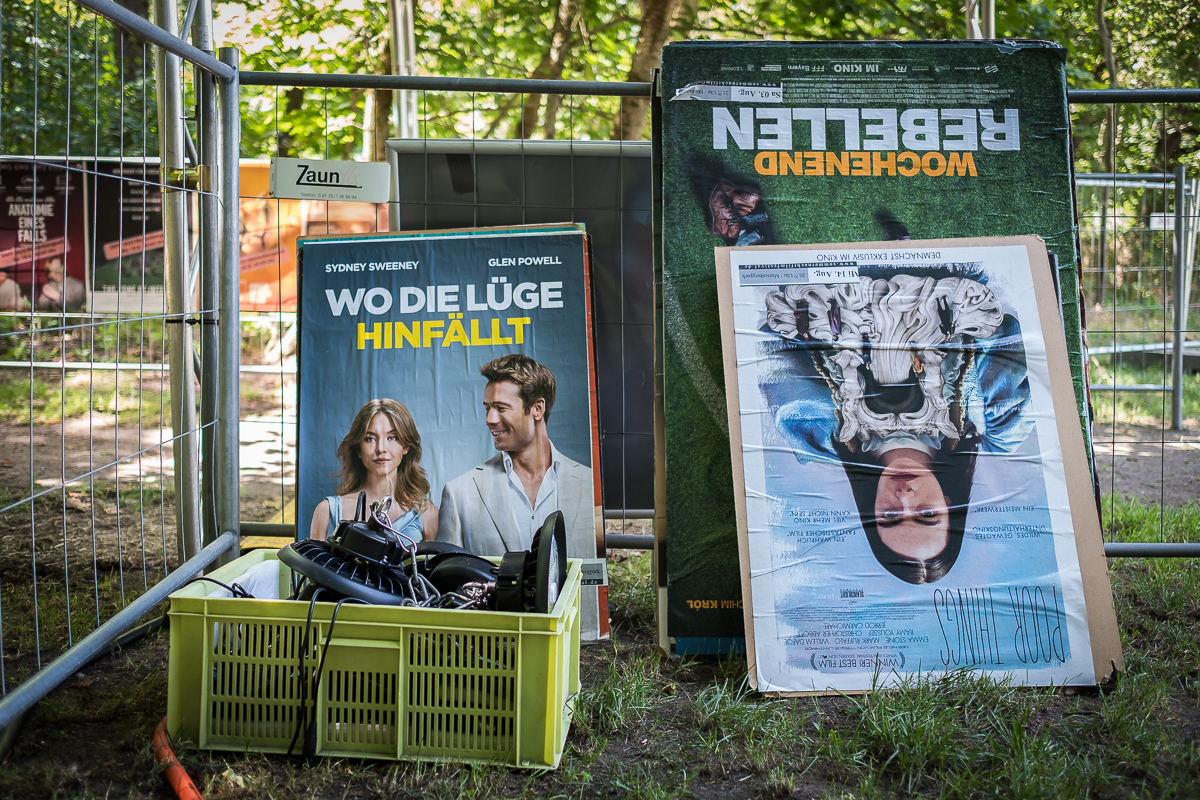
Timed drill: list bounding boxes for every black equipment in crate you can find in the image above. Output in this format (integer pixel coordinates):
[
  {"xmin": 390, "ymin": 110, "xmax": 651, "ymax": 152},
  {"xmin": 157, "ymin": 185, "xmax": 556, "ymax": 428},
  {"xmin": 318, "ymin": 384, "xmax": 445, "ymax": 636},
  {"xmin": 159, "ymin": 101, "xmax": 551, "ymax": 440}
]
[{"xmin": 278, "ymin": 492, "xmax": 567, "ymax": 613}]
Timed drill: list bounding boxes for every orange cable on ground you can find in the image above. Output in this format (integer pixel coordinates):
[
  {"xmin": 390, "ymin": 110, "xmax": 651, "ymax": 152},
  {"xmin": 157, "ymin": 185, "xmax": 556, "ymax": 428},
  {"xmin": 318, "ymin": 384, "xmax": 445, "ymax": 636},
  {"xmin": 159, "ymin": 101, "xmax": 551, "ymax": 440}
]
[{"xmin": 153, "ymin": 716, "xmax": 204, "ymax": 800}]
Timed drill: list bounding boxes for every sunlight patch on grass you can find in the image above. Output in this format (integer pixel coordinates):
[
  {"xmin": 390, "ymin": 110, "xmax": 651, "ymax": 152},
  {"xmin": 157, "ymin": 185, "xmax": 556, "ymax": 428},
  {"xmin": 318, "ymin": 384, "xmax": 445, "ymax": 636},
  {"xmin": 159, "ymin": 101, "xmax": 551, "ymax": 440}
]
[{"xmin": 0, "ymin": 370, "xmax": 168, "ymax": 425}]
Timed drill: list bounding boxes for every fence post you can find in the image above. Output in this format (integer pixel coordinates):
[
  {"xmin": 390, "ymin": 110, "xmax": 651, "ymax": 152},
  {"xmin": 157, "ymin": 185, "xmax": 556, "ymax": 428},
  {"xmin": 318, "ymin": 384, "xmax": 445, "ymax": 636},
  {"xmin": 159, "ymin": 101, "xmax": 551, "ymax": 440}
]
[
  {"xmin": 1186, "ymin": 178, "xmax": 1199, "ymax": 341},
  {"xmin": 218, "ymin": 48, "xmax": 242, "ymax": 559},
  {"xmin": 1172, "ymin": 165, "xmax": 1186, "ymax": 430},
  {"xmin": 194, "ymin": 0, "xmax": 220, "ymax": 546},
  {"xmin": 387, "ymin": 144, "xmax": 401, "ymax": 231},
  {"xmin": 154, "ymin": 0, "xmax": 203, "ymax": 563}
]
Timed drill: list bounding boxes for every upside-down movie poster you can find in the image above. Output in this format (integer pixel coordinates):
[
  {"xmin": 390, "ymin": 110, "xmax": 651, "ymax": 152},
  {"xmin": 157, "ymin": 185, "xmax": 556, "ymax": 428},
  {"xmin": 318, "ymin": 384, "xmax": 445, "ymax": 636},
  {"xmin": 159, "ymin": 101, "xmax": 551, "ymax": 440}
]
[{"xmin": 717, "ymin": 238, "xmax": 1119, "ymax": 692}]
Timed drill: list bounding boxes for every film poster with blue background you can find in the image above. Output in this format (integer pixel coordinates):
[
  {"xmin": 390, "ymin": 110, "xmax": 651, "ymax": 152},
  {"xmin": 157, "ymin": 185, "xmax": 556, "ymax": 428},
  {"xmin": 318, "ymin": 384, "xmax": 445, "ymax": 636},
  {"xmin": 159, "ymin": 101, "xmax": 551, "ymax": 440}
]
[
  {"xmin": 297, "ymin": 227, "xmax": 610, "ymax": 640},
  {"xmin": 297, "ymin": 227, "xmax": 595, "ymax": 529},
  {"xmin": 719, "ymin": 238, "xmax": 1118, "ymax": 692},
  {"xmin": 659, "ymin": 40, "xmax": 1093, "ymax": 655}
]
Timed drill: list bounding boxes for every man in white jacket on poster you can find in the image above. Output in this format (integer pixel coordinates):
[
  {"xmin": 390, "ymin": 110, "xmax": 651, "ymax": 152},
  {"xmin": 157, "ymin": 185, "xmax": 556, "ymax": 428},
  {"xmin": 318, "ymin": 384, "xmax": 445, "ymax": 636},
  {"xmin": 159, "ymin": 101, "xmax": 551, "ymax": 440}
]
[{"xmin": 437, "ymin": 353, "xmax": 597, "ymax": 560}]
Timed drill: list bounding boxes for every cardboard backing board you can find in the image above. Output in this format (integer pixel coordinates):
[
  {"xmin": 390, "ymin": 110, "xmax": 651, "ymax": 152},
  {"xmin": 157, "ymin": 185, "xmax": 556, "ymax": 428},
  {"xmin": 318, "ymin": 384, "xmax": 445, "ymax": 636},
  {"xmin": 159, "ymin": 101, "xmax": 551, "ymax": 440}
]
[
  {"xmin": 716, "ymin": 237, "xmax": 1120, "ymax": 694},
  {"xmin": 295, "ymin": 223, "xmax": 609, "ymax": 639},
  {"xmin": 657, "ymin": 39, "xmax": 1089, "ymax": 656}
]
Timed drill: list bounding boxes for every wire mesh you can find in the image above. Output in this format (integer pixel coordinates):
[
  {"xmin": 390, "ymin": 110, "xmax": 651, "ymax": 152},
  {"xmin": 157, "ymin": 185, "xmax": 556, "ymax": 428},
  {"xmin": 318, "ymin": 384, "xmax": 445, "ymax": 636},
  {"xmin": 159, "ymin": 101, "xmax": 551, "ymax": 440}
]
[
  {"xmin": 1073, "ymin": 101, "xmax": 1200, "ymax": 546},
  {"xmin": 232, "ymin": 81, "xmax": 1200, "ymax": 551},
  {"xmin": 0, "ymin": 0, "xmax": 218, "ymax": 697}
]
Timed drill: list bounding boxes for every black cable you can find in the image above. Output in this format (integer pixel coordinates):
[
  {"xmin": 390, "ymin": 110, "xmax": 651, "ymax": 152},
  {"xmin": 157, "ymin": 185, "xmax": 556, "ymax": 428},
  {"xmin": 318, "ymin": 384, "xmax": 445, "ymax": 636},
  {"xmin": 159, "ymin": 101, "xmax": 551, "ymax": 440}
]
[
  {"xmin": 287, "ymin": 588, "xmax": 324, "ymax": 758},
  {"xmin": 306, "ymin": 597, "xmax": 366, "ymax": 756},
  {"xmin": 289, "ymin": 594, "xmax": 366, "ymax": 764},
  {"xmin": 181, "ymin": 575, "xmax": 254, "ymax": 598}
]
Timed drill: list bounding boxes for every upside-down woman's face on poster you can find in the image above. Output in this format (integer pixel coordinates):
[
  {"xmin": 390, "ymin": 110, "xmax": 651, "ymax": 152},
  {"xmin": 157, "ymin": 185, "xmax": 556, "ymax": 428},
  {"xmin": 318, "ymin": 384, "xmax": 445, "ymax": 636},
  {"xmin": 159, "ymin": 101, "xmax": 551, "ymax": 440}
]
[
  {"xmin": 764, "ymin": 269, "xmax": 1026, "ymax": 586},
  {"xmin": 724, "ymin": 240, "xmax": 1103, "ymax": 692}
]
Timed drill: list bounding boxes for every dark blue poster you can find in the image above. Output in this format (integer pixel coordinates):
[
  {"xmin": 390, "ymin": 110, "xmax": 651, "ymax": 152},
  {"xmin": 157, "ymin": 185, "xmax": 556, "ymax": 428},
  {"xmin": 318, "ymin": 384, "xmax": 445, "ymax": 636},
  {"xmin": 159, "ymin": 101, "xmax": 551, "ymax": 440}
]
[{"xmin": 297, "ymin": 225, "xmax": 599, "ymax": 540}]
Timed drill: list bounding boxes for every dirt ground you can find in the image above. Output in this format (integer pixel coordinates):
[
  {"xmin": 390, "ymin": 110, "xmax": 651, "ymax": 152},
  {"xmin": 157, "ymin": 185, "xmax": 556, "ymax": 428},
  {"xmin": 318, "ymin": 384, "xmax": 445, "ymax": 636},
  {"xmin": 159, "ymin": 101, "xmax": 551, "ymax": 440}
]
[{"xmin": 1092, "ymin": 422, "xmax": 1200, "ymax": 506}]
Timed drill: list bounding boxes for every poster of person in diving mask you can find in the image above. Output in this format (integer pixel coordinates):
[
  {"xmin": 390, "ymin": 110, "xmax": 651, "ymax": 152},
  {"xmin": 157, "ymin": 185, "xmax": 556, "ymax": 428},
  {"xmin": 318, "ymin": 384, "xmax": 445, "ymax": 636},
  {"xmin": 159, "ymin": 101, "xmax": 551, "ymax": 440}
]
[{"xmin": 716, "ymin": 237, "xmax": 1121, "ymax": 693}]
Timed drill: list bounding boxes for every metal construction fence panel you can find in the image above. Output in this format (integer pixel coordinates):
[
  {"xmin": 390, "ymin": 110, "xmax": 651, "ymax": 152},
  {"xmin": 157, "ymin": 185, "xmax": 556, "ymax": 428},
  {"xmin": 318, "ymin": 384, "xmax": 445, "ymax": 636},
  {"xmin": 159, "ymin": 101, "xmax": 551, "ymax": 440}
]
[
  {"xmin": 1, "ymin": 0, "xmax": 1199, "ymax": 730},
  {"xmin": 0, "ymin": 0, "xmax": 240, "ymax": 730}
]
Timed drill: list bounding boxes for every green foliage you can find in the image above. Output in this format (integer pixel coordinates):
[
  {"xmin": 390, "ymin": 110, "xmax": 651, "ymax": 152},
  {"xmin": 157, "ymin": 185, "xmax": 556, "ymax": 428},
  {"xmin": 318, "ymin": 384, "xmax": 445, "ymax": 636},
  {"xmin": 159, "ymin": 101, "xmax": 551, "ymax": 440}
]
[
  {"xmin": 219, "ymin": 0, "xmax": 391, "ymax": 158},
  {"xmin": 6, "ymin": 0, "xmax": 1195, "ymax": 171},
  {"xmin": 1057, "ymin": 0, "xmax": 1200, "ymax": 173},
  {"xmin": 684, "ymin": 0, "xmax": 1051, "ymax": 42},
  {"xmin": 608, "ymin": 762, "xmax": 694, "ymax": 799},
  {"xmin": 691, "ymin": 677, "xmax": 805, "ymax": 767},
  {"xmin": 0, "ymin": 360, "xmax": 168, "ymax": 426},
  {"xmin": 1103, "ymin": 493, "xmax": 1200, "ymax": 544},
  {"xmin": 207, "ymin": 0, "xmax": 1200, "ymax": 173},
  {"xmin": 1, "ymin": 0, "xmax": 158, "ymax": 156},
  {"xmin": 0, "ymin": 569, "xmax": 162, "ymax": 665},
  {"xmin": 220, "ymin": 0, "xmax": 640, "ymax": 155}
]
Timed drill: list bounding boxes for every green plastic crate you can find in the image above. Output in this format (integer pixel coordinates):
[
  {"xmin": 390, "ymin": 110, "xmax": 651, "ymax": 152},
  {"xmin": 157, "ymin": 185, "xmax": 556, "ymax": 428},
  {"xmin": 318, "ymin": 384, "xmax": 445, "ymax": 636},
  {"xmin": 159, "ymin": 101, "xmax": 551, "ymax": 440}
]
[{"xmin": 167, "ymin": 549, "xmax": 581, "ymax": 768}]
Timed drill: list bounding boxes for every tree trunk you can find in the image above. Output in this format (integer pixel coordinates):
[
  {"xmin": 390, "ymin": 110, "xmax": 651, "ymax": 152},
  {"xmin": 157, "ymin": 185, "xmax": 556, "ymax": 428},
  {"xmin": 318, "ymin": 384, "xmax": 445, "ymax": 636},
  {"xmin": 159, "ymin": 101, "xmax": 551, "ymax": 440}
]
[
  {"xmin": 1095, "ymin": 0, "xmax": 1118, "ymax": 299},
  {"xmin": 1095, "ymin": 0, "xmax": 1119, "ymax": 90},
  {"xmin": 113, "ymin": 0, "xmax": 150, "ymax": 79},
  {"xmin": 612, "ymin": 0, "xmax": 682, "ymax": 140},
  {"xmin": 516, "ymin": 0, "xmax": 579, "ymax": 139},
  {"xmin": 277, "ymin": 88, "xmax": 306, "ymax": 158},
  {"xmin": 540, "ymin": 0, "xmax": 581, "ymax": 138},
  {"xmin": 373, "ymin": 46, "xmax": 394, "ymax": 161}
]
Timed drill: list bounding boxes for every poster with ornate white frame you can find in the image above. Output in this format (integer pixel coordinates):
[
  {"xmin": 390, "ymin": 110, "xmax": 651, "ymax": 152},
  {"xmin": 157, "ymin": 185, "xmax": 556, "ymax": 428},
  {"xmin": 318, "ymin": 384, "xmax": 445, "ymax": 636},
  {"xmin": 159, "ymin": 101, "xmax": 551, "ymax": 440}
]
[{"xmin": 716, "ymin": 236, "xmax": 1122, "ymax": 693}]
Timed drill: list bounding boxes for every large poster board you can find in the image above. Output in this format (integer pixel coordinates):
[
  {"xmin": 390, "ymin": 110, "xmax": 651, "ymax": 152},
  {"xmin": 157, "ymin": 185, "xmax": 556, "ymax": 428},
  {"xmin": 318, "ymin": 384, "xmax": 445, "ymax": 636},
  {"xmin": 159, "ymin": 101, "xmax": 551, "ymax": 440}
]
[
  {"xmin": 717, "ymin": 237, "xmax": 1120, "ymax": 692},
  {"xmin": 658, "ymin": 40, "xmax": 1088, "ymax": 655},
  {"xmin": 296, "ymin": 225, "xmax": 608, "ymax": 638}
]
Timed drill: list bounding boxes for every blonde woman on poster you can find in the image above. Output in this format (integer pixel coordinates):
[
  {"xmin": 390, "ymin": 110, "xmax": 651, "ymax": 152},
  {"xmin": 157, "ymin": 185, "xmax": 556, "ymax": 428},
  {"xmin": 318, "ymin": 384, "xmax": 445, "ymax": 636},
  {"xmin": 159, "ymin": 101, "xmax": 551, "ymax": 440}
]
[{"xmin": 308, "ymin": 399, "xmax": 438, "ymax": 542}]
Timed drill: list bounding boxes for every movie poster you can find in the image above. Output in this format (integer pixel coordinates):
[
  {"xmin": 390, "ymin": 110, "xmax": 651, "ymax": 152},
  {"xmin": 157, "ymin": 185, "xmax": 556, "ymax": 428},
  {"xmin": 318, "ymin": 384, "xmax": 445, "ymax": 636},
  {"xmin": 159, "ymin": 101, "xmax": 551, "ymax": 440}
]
[
  {"xmin": 0, "ymin": 160, "xmax": 87, "ymax": 312},
  {"xmin": 296, "ymin": 225, "xmax": 609, "ymax": 638},
  {"xmin": 658, "ymin": 40, "xmax": 1087, "ymax": 654},
  {"xmin": 88, "ymin": 160, "xmax": 167, "ymax": 314},
  {"xmin": 718, "ymin": 238, "xmax": 1118, "ymax": 691}
]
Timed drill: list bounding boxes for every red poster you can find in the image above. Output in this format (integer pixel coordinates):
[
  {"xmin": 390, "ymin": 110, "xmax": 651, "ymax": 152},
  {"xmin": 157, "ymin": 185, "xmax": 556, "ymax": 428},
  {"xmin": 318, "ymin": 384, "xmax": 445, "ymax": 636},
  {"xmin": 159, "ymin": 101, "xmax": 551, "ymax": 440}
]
[{"xmin": 0, "ymin": 160, "xmax": 87, "ymax": 312}]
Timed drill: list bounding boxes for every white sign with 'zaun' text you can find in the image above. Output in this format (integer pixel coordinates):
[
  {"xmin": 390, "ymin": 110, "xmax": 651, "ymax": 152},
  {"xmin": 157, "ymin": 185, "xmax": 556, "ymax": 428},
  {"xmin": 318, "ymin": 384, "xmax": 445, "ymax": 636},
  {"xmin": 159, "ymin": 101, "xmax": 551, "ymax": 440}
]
[{"xmin": 269, "ymin": 157, "xmax": 391, "ymax": 203}]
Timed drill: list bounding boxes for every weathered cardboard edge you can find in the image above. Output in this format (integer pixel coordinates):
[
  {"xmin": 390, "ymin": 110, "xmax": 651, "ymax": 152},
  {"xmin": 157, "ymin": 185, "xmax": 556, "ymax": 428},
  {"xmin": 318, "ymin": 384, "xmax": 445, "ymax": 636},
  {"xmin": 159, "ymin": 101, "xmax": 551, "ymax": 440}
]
[
  {"xmin": 1019, "ymin": 237, "xmax": 1125, "ymax": 681},
  {"xmin": 296, "ymin": 222, "xmax": 583, "ymax": 246},
  {"xmin": 716, "ymin": 236, "xmax": 1123, "ymax": 695},
  {"xmin": 654, "ymin": 284, "xmax": 671, "ymax": 656},
  {"xmin": 715, "ymin": 247, "xmax": 759, "ymax": 689}
]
